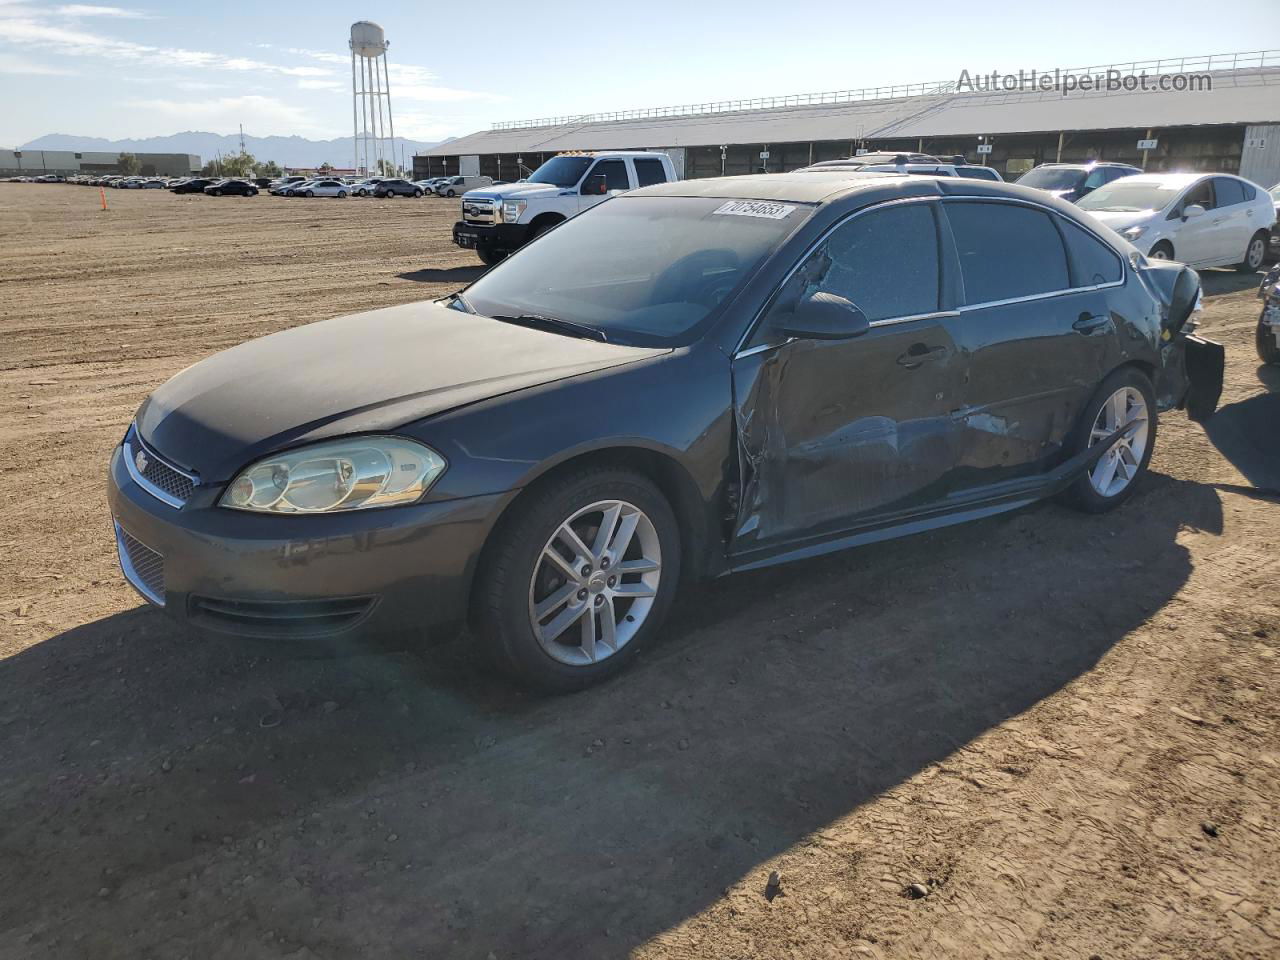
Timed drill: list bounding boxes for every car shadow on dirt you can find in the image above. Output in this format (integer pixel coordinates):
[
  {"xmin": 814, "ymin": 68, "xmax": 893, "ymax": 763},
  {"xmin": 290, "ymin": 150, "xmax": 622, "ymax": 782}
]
[
  {"xmin": 0, "ymin": 477, "xmax": 1224, "ymax": 957},
  {"xmin": 396, "ymin": 266, "xmax": 485, "ymax": 285},
  {"xmin": 1202, "ymin": 365, "xmax": 1280, "ymax": 494}
]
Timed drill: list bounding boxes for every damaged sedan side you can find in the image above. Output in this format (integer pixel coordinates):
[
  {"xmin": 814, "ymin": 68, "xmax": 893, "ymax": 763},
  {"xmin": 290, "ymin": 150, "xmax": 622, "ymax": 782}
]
[{"xmin": 109, "ymin": 172, "xmax": 1220, "ymax": 691}]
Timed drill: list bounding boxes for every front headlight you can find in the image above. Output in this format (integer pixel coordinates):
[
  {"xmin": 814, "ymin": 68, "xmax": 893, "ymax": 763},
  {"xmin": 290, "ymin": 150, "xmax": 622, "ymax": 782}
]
[
  {"xmin": 220, "ymin": 436, "xmax": 446, "ymax": 514},
  {"xmin": 502, "ymin": 199, "xmax": 526, "ymax": 223},
  {"xmin": 1121, "ymin": 224, "xmax": 1147, "ymax": 241}
]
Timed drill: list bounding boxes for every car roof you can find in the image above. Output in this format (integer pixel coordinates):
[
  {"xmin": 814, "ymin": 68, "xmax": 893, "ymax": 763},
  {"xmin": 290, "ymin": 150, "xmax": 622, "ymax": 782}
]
[
  {"xmin": 1106, "ymin": 172, "xmax": 1210, "ymax": 188},
  {"xmin": 634, "ymin": 171, "xmax": 1053, "ymax": 207},
  {"xmin": 1035, "ymin": 161, "xmax": 1141, "ymax": 170}
]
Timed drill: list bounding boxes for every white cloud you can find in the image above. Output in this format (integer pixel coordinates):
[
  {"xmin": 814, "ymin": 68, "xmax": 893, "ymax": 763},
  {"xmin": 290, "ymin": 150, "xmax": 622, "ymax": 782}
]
[
  {"xmin": 296, "ymin": 77, "xmax": 343, "ymax": 91},
  {"xmin": 0, "ymin": 50, "xmax": 74, "ymax": 73},
  {"xmin": 55, "ymin": 5, "xmax": 151, "ymax": 18},
  {"xmin": 390, "ymin": 64, "xmax": 507, "ymax": 103},
  {"xmin": 286, "ymin": 46, "xmax": 349, "ymax": 65}
]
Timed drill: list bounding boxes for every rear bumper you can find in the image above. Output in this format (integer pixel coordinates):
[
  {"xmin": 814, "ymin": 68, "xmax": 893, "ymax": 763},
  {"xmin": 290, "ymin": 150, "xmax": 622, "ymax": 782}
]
[
  {"xmin": 108, "ymin": 443, "xmax": 509, "ymax": 644},
  {"xmin": 452, "ymin": 221, "xmax": 529, "ymax": 251}
]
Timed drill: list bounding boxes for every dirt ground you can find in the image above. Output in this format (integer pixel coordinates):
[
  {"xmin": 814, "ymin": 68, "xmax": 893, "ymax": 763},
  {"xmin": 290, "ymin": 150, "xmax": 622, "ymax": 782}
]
[{"xmin": 0, "ymin": 184, "xmax": 1277, "ymax": 960}]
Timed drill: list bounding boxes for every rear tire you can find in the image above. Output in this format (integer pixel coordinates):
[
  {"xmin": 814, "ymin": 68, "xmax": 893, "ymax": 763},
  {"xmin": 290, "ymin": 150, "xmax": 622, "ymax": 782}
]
[
  {"xmin": 1061, "ymin": 367, "xmax": 1158, "ymax": 514},
  {"xmin": 337, "ymin": 191, "xmax": 347, "ymax": 198},
  {"xmin": 471, "ymin": 467, "xmax": 681, "ymax": 693},
  {"xmin": 1238, "ymin": 231, "xmax": 1268, "ymax": 273},
  {"xmin": 1258, "ymin": 314, "xmax": 1280, "ymax": 366}
]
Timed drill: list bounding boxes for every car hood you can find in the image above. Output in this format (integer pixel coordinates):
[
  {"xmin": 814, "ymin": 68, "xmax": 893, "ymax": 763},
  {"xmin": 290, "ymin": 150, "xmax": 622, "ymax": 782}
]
[
  {"xmin": 136, "ymin": 300, "xmax": 665, "ymax": 481},
  {"xmin": 1084, "ymin": 210, "xmax": 1157, "ymax": 233},
  {"xmin": 464, "ymin": 182, "xmax": 569, "ymax": 202}
]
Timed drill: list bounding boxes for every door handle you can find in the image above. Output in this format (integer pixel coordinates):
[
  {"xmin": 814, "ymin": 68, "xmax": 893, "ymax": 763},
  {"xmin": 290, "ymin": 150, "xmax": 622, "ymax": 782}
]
[
  {"xmin": 896, "ymin": 343, "xmax": 948, "ymax": 368},
  {"xmin": 1073, "ymin": 312, "xmax": 1111, "ymax": 334}
]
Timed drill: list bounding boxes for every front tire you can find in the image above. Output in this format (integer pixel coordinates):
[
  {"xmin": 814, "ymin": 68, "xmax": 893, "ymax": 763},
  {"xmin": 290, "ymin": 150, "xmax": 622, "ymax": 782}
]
[
  {"xmin": 1238, "ymin": 231, "xmax": 1268, "ymax": 273},
  {"xmin": 472, "ymin": 468, "xmax": 681, "ymax": 693},
  {"xmin": 445, "ymin": 189, "xmax": 456, "ymax": 197},
  {"xmin": 1148, "ymin": 241, "xmax": 1174, "ymax": 261},
  {"xmin": 1062, "ymin": 368, "xmax": 1157, "ymax": 513},
  {"xmin": 413, "ymin": 189, "xmax": 423, "ymax": 197},
  {"xmin": 305, "ymin": 190, "xmax": 314, "ymax": 198},
  {"xmin": 211, "ymin": 189, "xmax": 222, "ymax": 196},
  {"xmin": 476, "ymin": 245, "xmax": 507, "ymax": 267}
]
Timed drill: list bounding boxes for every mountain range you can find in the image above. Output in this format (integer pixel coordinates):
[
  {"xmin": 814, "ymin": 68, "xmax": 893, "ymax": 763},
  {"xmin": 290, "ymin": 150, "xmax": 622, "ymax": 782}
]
[{"xmin": 16, "ymin": 132, "xmax": 449, "ymax": 168}]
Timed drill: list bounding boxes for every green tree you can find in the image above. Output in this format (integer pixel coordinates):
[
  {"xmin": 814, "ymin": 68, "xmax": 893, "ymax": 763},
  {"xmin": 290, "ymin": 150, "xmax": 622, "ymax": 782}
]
[
  {"xmin": 117, "ymin": 152, "xmax": 141, "ymax": 176},
  {"xmin": 199, "ymin": 159, "xmax": 220, "ymax": 177},
  {"xmin": 221, "ymin": 151, "xmax": 256, "ymax": 178},
  {"xmin": 317, "ymin": 161, "xmax": 334, "ymax": 174},
  {"xmin": 254, "ymin": 159, "xmax": 282, "ymax": 178}
]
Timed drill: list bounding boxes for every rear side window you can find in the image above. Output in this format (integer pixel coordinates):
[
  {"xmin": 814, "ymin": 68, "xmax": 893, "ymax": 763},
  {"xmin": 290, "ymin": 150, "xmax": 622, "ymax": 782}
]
[
  {"xmin": 809, "ymin": 202, "xmax": 941, "ymax": 321},
  {"xmin": 1060, "ymin": 219, "xmax": 1123, "ymax": 286},
  {"xmin": 946, "ymin": 201, "xmax": 1069, "ymax": 303},
  {"xmin": 634, "ymin": 158, "xmax": 668, "ymax": 187},
  {"xmin": 590, "ymin": 159, "xmax": 630, "ymax": 191},
  {"xmin": 1242, "ymin": 182, "xmax": 1257, "ymax": 200},
  {"xmin": 1212, "ymin": 177, "xmax": 1245, "ymax": 207}
]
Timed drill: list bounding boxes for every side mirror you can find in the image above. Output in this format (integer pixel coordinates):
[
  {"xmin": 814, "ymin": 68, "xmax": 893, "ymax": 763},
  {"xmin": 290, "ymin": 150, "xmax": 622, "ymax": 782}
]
[
  {"xmin": 1183, "ymin": 203, "xmax": 1206, "ymax": 220},
  {"xmin": 780, "ymin": 291, "xmax": 871, "ymax": 341},
  {"xmin": 582, "ymin": 174, "xmax": 608, "ymax": 196},
  {"xmin": 1167, "ymin": 266, "xmax": 1201, "ymax": 332}
]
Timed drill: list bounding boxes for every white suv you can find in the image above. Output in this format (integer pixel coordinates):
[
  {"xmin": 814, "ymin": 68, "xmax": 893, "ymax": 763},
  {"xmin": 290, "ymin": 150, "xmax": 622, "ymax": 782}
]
[
  {"xmin": 452, "ymin": 151, "xmax": 678, "ymax": 265},
  {"xmin": 1079, "ymin": 172, "xmax": 1275, "ymax": 272}
]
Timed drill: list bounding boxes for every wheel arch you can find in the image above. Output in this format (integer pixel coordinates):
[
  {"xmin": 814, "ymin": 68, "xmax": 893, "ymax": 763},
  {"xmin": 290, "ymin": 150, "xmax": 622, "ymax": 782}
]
[
  {"xmin": 528, "ymin": 212, "xmax": 567, "ymax": 233},
  {"xmin": 467, "ymin": 443, "xmax": 719, "ymax": 619}
]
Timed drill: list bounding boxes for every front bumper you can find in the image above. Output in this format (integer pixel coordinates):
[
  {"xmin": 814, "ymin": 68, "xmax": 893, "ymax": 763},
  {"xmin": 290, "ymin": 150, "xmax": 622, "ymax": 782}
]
[
  {"xmin": 108, "ymin": 442, "xmax": 508, "ymax": 643},
  {"xmin": 452, "ymin": 221, "xmax": 529, "ymax": 252}
]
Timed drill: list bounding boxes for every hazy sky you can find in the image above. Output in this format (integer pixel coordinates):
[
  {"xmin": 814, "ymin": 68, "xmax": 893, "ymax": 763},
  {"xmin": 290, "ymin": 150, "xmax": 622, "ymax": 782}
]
[{"xmin": 1, "ymin": 0, "xmax": 1277, "ymax": 146}]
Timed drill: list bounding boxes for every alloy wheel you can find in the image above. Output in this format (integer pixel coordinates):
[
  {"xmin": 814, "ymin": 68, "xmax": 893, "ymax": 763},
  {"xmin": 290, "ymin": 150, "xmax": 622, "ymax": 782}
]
[
  {"xmin": 1247, "ymin": 236, "xmax": 1265, "ymax": 270},
  {"xmin": 1087, "ymin": 386, "xmax": 1149, "ymax": 498},
  {"xmin": 527, "ymin": 499, "xmax": 662, "ymax": 666},
  {"xmin": 1148, "ymin": 246, "xmax": 1170, "ymax": 260}
]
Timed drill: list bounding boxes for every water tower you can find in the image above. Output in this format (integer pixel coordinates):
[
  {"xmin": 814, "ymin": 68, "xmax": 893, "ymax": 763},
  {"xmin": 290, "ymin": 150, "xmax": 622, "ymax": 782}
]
[{"xmin": 349, "ymin": 21, "xmax": 396, "ymax": 177}]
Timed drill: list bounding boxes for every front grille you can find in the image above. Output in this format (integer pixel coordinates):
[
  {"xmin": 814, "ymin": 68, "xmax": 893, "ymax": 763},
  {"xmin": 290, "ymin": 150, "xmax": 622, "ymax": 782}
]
[
  {"xmin": 115, "ymin": 523, "xmax": 165, "ymax": 606},
  {"xmin": 125, "ymin": 430, "xmax": 196, "ymax": 507},
  {"xmin": 188, "ymin": 596, "xmax": 377, "ymax": 639},
  {"xmin": 462, "ymin": 198, "xmax": 496, "ymax": 225}
]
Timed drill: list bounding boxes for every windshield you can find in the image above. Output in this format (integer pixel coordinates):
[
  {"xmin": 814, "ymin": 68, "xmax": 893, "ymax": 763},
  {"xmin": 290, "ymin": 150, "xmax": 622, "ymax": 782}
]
[
  {"xmin": 526, "ymin": 156, "xmax": 593, "ymax": 188},
  {"xmin": 1017, "ymin": 167, "xmax": 1087, "ymax": 190},
  {"xmin": 1078, "ymin": 181, "xmax": 1183, "ymax": 213},
  {"xmin": 460, "ymin": 196, "xmax": 809, "ymax": 347}
]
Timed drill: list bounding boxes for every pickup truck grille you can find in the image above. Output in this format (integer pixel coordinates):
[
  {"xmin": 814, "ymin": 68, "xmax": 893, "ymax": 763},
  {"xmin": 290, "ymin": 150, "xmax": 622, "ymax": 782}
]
[{"xmin": 462, "ymin": 198, "xmax": 497, "ymax": 225}]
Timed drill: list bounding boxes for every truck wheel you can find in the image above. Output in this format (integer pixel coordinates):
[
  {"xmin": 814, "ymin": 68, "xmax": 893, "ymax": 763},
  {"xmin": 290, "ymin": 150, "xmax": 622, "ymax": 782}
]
[{"xmin": 477, "ymin": 245, "xmax": 507, "ymax": 267}]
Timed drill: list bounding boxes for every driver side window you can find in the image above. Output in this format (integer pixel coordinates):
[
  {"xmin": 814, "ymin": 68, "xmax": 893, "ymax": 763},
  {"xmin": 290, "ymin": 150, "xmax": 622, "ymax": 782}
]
[
  {"xmin": 1178, "ymin": 180, "xmax": 1215, "ymax": 214},
  {"xmin": 753, "ymin": 202, "xmax": 940, "ymax": 345},
  {"xmin": 586, "ymin": 159, "xmax": 630, "ymax": 193}
]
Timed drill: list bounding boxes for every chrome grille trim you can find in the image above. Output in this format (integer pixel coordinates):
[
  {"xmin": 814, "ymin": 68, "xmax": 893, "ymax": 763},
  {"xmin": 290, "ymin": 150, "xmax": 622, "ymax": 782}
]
[
  {"xmin": 123, "ymin": 429, "xmax": 197, "ymax": 509},
  {"xmin": 462, "ymin": 198, "xmax": 497, "ymax": 225},
  {"xmin": 114, "ymin": 521, "xmax": 165, "ymax": 606}
]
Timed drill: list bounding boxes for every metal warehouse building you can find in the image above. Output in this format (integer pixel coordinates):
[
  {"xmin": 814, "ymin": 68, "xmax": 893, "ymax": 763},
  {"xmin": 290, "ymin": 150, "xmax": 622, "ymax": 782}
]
[
  {"xmin": 416, "ymin": 51, "xmax": 1280, "ymax": 188},
  {"xmin": 0, "ymin": 150, "xmax": 201, "ymax": 178}
]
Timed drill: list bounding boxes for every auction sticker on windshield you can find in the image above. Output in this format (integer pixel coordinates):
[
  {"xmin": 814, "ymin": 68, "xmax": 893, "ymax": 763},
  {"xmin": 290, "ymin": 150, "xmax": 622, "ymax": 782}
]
[{"xmin": 713, "ymin": 200, "xmax": 797, "ymax": 220}]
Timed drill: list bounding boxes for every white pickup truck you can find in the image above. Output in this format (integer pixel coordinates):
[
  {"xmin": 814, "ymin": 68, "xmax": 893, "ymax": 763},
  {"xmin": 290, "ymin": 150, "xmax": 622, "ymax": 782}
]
[{"xmin": 451, "ymin": 151, "xmax": 679, "ymax": 265}]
